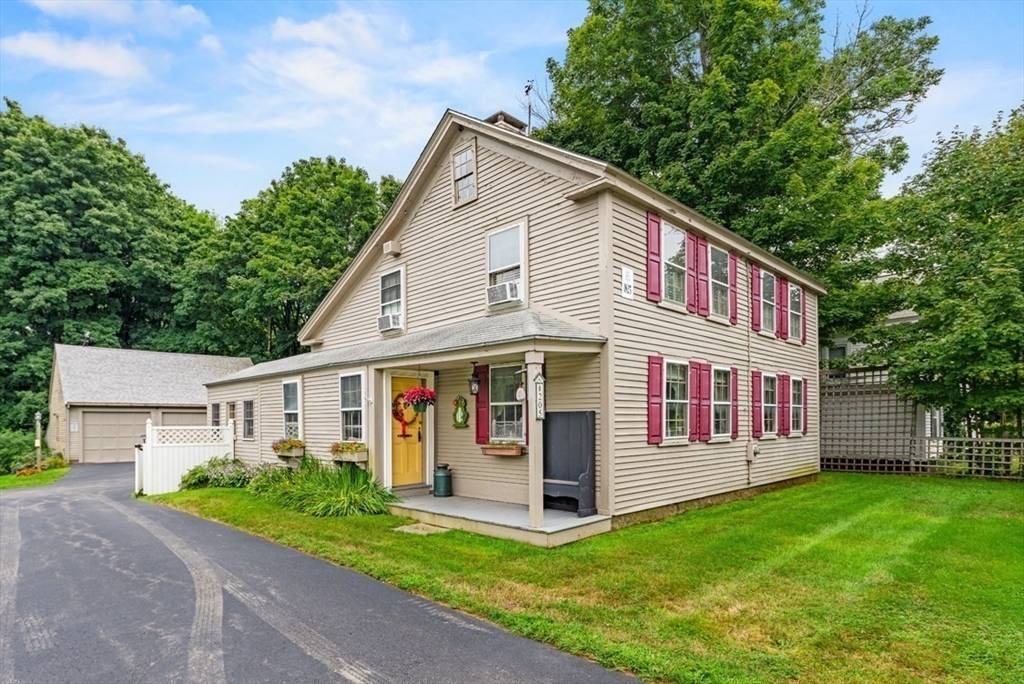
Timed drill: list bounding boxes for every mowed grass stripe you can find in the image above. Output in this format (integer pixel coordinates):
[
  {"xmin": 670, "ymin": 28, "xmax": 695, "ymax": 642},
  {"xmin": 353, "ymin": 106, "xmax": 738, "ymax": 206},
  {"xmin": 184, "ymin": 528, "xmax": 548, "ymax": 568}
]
[{"xmin": 152, "ymin": 474, "xmax": 1024, "ymax": 683}]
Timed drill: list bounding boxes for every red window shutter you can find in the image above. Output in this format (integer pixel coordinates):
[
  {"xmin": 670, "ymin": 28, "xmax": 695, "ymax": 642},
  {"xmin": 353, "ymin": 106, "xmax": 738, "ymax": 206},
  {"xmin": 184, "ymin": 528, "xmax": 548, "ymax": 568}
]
[
  {"xmin": 647, "ymin": 356, "xmax": 664, "ymax": 444},
  {"xmin": 751, "ymin": 264, "xmax": 761, "ymax": 332},
  {"xmin": 474, "ymin": 365, "xmax": 489, "ymax": 444},
  {"xmin": 685, "ymin": 232, "xmax": 698, "ymax": 313},
  {"xmin": 646, "ymin": 211, "xmax": 662, "ymax": 302},
  {"xmin": 802, "ymin": 376, "xmax": 809, "ymax": 435},
  {"xmin": 696, "ymin": 238, "xmax": 710, "ymax": 316},
  {"xmin": 779, "ymin": 278, "xmax": 790, "ymax": 340},
  {"xmin": 730, "ymin": 366, "xmax": 739, "ymax": 439},
  {"xmin": 688, "ymin": 361, "xmax": 700, "ymax": 441},
  {"xmin": 728, "ymin": 253, "xmax": 738, "ymax": 325},
  {"xmin": 801, "ymin": 288, "xmax": 807, "ymax": 345},
  {"xmin": 699, "ymin": 363, "xmax": 712, "ymax": 441},
  {"xmin": 778, "ymin": 373, "xmax": 790, "ymax": 436},
  {"xmin": 751, "ymin": 371, "xmax": 763, "ymax": 439}
]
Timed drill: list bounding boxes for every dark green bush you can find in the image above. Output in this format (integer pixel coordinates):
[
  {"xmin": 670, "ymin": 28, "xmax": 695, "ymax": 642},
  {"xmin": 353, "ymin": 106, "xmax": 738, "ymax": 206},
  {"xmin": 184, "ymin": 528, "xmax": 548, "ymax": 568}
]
[
  {"xmin": 0, "ymin": 429, "xmax": 38, "ymax": 474},
  {"xmin": 180, "ymin": 455, "xmax": 254, "ymax": 490},
  {"xmin": 247, "ymin": 456, "xmax": 397, "ymax": 516}
]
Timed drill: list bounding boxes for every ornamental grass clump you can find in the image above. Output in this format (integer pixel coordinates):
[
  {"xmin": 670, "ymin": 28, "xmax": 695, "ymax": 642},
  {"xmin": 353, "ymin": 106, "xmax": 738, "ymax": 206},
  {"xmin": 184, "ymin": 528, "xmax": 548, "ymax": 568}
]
[{"xmin": 246, "ymin": 456, "xmax": 397, "ymax": 517}]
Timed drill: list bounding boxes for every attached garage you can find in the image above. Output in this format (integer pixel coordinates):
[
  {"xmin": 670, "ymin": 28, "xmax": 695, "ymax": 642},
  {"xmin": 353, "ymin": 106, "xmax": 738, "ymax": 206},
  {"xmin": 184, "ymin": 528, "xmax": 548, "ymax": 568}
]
[{"xmin": 48, "ymin": 345, "xmax": 252, "ymax": 463}]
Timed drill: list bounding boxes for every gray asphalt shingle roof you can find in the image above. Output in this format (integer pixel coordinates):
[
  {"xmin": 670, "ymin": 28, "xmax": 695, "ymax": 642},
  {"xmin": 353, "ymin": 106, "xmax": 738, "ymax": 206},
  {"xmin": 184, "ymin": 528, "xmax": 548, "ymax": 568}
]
[
  {"xmin": 208, "ymin": 310, "xmax": 605, "ymax": 386},
  {"xmin": 55, "ymin": 345, "xmax": 253, "ymax": 406}
]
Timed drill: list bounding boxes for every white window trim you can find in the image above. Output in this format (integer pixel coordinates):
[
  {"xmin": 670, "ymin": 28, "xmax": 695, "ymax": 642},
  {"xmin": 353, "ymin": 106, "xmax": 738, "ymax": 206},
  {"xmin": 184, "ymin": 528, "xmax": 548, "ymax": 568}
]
[
  {"xmin": 485, "ymin": 220, "xmax": 528, "ymax": 307},
  {"xmin": 791, "ymin": 376, "xmax": 804, "ymax": 435},
  {"xmin": 662, "ymin": 358, "xmax": 691, "ymax": 443},
  {"xmin": 711, "ymin": 365, "xmax": 732, "ymax": 438},
  {"xmin": 282, "ymin": 377, "xmax": 303, "ymax": 440},
  {"xmin": 761, "ymin": 270, "xmax": 776, "ymax": 333},
  {"xmin": 789, "ymin": 283, "xmax": 803, "ymax": 340},
  {"xmin": 489, "ymin": 363, "xmax": 526, "ymax": 443},
  {"xmin": 762, "ymin": 373, "xmax": 778, "ymax": 436},
  {"xmin": 226, "ymin": 402, "xmax": 236, "ymax": 423},
  {"xmin": 242, "ymin": 400, "xmax": 255, "ymax": 441},
  {"xmin": 339, "ymin": 371, "xmax": 366, "ymax": 444},
  {"xmin": 452, "ymin": 139, "xmax": 478, "ymax": 207},
  {"xmin": 661, "ymin": 221, "xmax": 687, "ymax": 308},
  {"xmin": 379, "ymin": 264, "xmax": 406, "ymax": 333},
  {"xmin": 708, "ymin": 244, "xmax": 731, "ymax": 321}
]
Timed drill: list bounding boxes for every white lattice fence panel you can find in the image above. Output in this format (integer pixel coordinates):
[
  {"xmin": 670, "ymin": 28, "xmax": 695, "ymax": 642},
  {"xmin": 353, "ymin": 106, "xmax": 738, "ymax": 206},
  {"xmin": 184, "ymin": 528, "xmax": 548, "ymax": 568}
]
[{"xmin": 153, "ymin": 426, "xmax": 226, "ymax": 445}]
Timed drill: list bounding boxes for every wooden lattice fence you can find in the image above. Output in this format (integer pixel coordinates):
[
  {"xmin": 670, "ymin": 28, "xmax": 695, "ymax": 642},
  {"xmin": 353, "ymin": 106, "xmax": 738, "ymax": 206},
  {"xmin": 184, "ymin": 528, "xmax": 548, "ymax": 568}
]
[{"xmin": 819, "ymin": 368, "xmax": 1022, "ymax": 481}]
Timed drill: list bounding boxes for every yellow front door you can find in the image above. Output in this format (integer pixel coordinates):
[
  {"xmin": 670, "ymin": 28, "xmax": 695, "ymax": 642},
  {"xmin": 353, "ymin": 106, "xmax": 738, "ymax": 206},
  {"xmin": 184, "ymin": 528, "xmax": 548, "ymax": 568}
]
[{"xmin": 391, "ymin": 376, "xmax": 425, "ymax": 486}]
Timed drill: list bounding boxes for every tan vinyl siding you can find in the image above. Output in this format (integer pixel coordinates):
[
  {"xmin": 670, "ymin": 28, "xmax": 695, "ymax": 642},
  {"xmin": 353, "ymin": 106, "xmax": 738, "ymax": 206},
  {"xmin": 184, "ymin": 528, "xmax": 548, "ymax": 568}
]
[
  {"xmin": 208, "ymin": 381, "xmax": 260, "ymax": 463},
  {"xmin": 317, "ymin": 134, "xmax": 602, "ymax": 350},
  {"xmin": 436, "ymin": 367, "xmax": 527, "ymax": 504},
  {"xmin": 47, "ymin": 358, "xmax": 66, "ymax": 454},
  {"xmin": 609, "ymin": 195, "xmax": 819, "ymax": 516},
  {"xmin": 67, "ymin": 406, "xmax": 82, "ymax": 462},
  {"xmin": 300, "ymin": 369, "xmax": 344, "ymax": 460}
]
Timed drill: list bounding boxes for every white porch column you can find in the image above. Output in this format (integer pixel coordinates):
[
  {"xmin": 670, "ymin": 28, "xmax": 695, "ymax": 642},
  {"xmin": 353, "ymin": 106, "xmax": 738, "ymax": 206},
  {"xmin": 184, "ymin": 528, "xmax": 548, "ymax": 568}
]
[{"xmin": 526, "ymin": 351, "xmax": 545, "ymax": 529}]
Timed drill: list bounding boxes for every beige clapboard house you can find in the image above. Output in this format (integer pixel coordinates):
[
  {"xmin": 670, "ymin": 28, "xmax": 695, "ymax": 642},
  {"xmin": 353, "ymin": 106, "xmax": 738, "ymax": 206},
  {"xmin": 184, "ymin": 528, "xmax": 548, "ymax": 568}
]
[{"xmin": 207, "ymin": 110, "xmax": 825, "ymax": 545}]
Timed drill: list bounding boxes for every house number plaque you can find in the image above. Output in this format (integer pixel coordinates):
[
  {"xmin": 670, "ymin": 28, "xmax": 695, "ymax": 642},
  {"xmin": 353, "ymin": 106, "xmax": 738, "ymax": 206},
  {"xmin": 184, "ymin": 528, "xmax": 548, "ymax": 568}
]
[{"xmin": 534, "ymin": 373, "xmax": 545, "ymax": 420}]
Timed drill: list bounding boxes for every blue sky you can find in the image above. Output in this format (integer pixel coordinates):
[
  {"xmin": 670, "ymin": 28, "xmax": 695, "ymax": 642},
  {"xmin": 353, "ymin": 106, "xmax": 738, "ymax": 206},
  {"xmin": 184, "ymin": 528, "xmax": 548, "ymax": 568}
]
[{"xmin": 1, "ymin": 0, "xmax": 1022, "ymax": 219}]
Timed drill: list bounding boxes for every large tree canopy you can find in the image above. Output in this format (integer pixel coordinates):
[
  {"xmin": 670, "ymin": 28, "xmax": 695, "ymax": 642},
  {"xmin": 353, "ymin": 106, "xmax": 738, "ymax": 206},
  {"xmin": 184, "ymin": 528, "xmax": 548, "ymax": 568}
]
[
  {"xmin": 0, "ymin": 99, "xmax": 216, "ymax": 430},
  {"xmin": 539, "ymin": 0, "xmax": 941, "ymax": 339},
  {"xmin": 860, "ymin": 110, "xmax": 1024, "ymax": 437},
  {"xmin": 173, "ymin": 159, "xmax": 399, "ymax": 361}
]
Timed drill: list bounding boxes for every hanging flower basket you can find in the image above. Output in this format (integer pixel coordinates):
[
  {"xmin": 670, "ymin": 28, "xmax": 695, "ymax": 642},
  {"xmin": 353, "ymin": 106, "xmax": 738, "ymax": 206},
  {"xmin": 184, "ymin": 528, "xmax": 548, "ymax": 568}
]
[
  {"xmin": 403, "ymin": 387, "xmax": 437, "ymax": 413},
  {"xmin": 481, "ymin": 442, "xmax": 524, "ymax": 457}
]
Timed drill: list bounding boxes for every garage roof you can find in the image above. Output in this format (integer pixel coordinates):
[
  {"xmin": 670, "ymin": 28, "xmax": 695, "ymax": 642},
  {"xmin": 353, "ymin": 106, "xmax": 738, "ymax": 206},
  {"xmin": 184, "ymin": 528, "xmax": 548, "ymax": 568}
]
[{"xmin": 55, "ymin": 345, "xmax": 253, "ymax": 406}]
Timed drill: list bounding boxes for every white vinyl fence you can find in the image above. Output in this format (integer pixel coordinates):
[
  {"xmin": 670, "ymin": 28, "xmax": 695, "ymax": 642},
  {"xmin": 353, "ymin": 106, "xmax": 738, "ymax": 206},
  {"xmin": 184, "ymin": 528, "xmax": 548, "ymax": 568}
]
[{"xmin": 135, "ymin": 419, "xmax": 234, "ymax": 495}]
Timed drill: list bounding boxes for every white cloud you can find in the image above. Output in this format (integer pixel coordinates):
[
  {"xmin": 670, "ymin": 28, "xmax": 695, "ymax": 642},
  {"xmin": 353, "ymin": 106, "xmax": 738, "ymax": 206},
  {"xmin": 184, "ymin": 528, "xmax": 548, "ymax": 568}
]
[
  {"xmin": 193, "ymin": 152, "xmax": 257, "ymax": 172},
  {"xmin": 199, "ymin": 34, "xmax": 223, "ymax": 55},
  {"xmin": 881, "ymin": 63, "xmax": 1024, "ymax": 196},
  {"xmin": 0, "ymin": 31, "xmax": 148, "ymax": 80},
  {"xmin": 27, "ymin": 0, "xmax": 208, "ymax": 35}
]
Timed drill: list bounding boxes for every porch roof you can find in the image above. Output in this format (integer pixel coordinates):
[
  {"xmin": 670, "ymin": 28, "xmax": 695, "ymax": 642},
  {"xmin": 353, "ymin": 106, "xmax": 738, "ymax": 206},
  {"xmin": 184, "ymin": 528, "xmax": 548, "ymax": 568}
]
[{"xmin": 208, "ymin": 310, "xmax": 604, "ymax": 386}]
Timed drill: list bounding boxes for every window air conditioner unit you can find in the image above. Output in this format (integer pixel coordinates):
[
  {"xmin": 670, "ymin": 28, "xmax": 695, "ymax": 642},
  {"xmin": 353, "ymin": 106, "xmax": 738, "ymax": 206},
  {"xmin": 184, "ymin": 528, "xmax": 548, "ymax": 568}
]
[
  {"xmin": 487, "ymin": 280, "xmax": 521, "ymax": 306},
  {"xmin": 377, "ymin": 314, "xmax": 402, "ymax": 332}
]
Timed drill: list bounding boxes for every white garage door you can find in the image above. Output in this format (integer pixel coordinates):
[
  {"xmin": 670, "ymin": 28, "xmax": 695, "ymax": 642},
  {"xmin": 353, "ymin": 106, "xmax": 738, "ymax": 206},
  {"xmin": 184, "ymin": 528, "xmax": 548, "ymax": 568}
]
[
  {"xmin": 82, "ymin": 412, "xmax": 150, "ymax": 463},
  {"xmin": 160, "ymin": 411, "xmax": 206, "ymax": 426}
]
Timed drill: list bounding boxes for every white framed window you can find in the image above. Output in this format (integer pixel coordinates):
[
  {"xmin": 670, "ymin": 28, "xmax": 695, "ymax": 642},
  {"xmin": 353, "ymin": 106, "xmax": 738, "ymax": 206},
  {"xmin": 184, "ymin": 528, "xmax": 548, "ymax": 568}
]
[
  {"xmin": 664, "ymin": 361, "xmax": 689, "ymax": 439},
  {"xmin": 227, "ymin": 402, "xmax": 236, "ymax": 423},
  {"xmin": 712, "ymin": 367, "xmax": 731, "ymax": 437},
  {"xmin": 709, "ymin": 245, "xmax": 730, "ymax": 319},
  {"xmin": 210, "ymin": 403, "xmax": 220, "ymax": 427},
  {"xmin": 243, "ymin": 400, "xmax": 254, "ymax": 440},
  {"xmin": 379, "ymin": 267, "xmax": 403, "ymax": 330},
  {"xmin": 282, "ymin": 379, "xmax": 301, "ymax": 439},
  {"xmin": 490, "ymin": 364, "xmax": 524, "ymax": 441},
  {"xmin": 761, "ymin": 270, "xmax": 776, "ymax": 332},
  {"xmin": 453, "ymin": 144, "xmax": 476, "ymax": 203},
  {"xmin": 662, "ymin": 222, "xmax": 686, "ymax": 306},
  {"xmin": 339, "ymin": 373, "xmax": 364, "ymax": 442},
  {"xmin": 789, "ymin": 284, "xmax": 803, "ymax": 339},
  {"xmin": 791, "ymin": 377, "xmax": 804, "ymax": 433},
  {"xmin": 487, "ymin": 223, "xmax": 522, "ymax": 286},
  {"xmin": 762, "ymin": 374, "xmax": 777, "ymax": 435}
]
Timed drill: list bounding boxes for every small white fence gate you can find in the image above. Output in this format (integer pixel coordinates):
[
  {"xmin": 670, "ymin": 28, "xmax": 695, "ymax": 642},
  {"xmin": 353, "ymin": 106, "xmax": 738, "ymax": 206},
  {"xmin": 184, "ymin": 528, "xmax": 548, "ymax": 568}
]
[{"xmin": 135, "ymin": 419, "xmax": 234, "ymax": 495}]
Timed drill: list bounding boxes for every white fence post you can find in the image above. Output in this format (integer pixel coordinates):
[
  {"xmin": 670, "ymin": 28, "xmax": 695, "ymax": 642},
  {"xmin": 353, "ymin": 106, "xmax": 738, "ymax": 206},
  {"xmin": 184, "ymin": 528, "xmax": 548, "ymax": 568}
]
[{"xmin": 227, "ymin": 418, "xmax": 235, "ymax": 457}]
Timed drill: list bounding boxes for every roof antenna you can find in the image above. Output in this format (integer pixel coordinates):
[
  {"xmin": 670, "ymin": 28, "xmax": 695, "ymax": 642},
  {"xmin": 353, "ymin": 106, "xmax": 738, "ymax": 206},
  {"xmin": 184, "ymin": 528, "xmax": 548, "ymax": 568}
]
[{"xmin": 524, "ymin": 80, "xmax": 534, "ymax": 136}]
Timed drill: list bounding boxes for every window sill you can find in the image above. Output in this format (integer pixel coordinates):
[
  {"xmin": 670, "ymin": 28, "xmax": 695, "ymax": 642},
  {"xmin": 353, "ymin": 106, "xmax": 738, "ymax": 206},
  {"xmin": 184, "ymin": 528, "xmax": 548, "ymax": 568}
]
[
  {"xmin": 380, "ymin": 328, "xmax": 405, "ymax": 337},
  {"xmin": 709, "ymin": 436, "xmax": 732, "ymax": 444},
  {"xmin": 707, "ymin": 314, "xmax": 733, "ymax": 328},
  {"xmin": 788, "ymin": 432, "xmax": 804, "ymax": 438},
  {"xmin": 242, "ymin": 438, "xmax": 256, "ymax": 442},
  {"xmin": 758, "ymin": 433, "xmax": 778, "ymax": 440},
  {"xmin": 659, "ymin": 439, "xmax": 691, "ymax": 447},
  {"xmin": 487, "ymin": 300, "xmax": 524, "ymax": 312},
  {"xmin": 786, "ymin": 337, "xmax": 804, "ymax": 346},
  {"xmin": 757, "ymin": 329, "xmax": 777, "ymax": 339},
  {"xmin": 452, "ymin": 195, "xmax": 478, "ymax": 210},
  {"xmin": 657, "ymin": 300, "xmax": 689, "ymax": 315}
]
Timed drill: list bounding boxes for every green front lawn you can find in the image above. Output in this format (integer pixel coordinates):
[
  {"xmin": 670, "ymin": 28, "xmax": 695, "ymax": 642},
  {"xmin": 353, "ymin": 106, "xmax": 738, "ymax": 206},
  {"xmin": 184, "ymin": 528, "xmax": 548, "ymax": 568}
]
[
  {"xmin": 0, "ymin": 467, "xmax": 70, "ymax": 489},
  {"xmin": 152, "ymin": 474, "xmax": 1024, "ymax": 683}
]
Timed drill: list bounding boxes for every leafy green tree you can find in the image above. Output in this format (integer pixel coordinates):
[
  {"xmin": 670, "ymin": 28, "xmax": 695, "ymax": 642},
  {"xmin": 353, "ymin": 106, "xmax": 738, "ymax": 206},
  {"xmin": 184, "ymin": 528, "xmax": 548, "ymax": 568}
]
[
  {"xmin": 861, "ymin": 110, "xmax": 1024, "ymax": 437},
  {"xmin": 539, "ymin": 0, "xmax": 942, "ymax": 339},
  {"xmin": 0, "ymin": 100, "xmax": 216, "ymax": 430},
  {"xmin": 175, "ymin": 158, "xmax": 399, "ymax": 361}
]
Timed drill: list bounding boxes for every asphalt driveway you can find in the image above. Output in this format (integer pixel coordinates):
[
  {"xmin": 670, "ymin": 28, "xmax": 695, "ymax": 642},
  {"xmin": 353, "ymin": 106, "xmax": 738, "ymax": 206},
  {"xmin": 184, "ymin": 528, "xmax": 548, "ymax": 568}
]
[{"xmin": 0, "ymin": 465, "xmax": 633, "ymax": 683}]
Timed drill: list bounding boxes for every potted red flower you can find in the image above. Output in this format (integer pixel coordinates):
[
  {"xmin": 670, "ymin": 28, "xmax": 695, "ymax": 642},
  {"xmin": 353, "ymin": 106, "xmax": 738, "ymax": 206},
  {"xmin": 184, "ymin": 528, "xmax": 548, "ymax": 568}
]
[{"xmin": 403, "ymin": 387, "xmax": 437, "ymax": 413}]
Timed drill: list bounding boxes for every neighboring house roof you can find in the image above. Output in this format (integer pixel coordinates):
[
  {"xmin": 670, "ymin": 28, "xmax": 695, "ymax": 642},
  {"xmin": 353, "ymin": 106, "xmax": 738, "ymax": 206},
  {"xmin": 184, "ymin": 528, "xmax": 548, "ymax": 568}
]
[
  {"xmin": 55, "ymin": 344, "xmax": 253, "ymax": 406},
  {"xmin": 209, "ymin": 310, "xmax": 604, "ymax": 386},
  {"xmin": 298, "ymin": 109, "xmax": 826, "ymax": 345}
]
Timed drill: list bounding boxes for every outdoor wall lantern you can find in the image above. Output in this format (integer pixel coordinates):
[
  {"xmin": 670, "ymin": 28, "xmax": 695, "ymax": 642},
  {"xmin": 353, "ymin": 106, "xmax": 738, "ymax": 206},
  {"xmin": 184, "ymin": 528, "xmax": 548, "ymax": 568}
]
[{"xmin": 468, "ymin": 362, "xmax": 480, "ymax": 396}]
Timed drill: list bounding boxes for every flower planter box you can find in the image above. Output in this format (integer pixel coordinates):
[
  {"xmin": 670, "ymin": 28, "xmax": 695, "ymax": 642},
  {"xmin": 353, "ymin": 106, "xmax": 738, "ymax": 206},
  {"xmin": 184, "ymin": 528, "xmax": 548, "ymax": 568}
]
[
  {"xmin": 481, "ymin": 444, "xmax": 524, "ymax": 457},
  {"xmin": 332, "ymin": 450, "xmax": 369, "ymax": 464},
  {"xmin": 275, "ymin": 448, "xmax": 303, "ymax": 460}
]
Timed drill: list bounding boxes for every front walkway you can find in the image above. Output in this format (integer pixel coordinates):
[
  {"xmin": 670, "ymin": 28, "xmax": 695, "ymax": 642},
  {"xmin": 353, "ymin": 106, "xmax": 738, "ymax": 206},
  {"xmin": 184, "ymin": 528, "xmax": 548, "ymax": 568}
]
[
  {"xmin": 0, "ymin": 464, "xmax": 633, "ymax": 683},
  {"xmin": 391, "ymin": 495, "xmax": 611, "ymax": 547}
]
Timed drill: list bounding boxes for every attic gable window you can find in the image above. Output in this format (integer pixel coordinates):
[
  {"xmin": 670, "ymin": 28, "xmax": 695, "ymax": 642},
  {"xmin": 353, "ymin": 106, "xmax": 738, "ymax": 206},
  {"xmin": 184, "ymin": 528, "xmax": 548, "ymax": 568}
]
[{"xmin": 453, "ymin": 144, "xmax": 476, "ymax": 204}]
